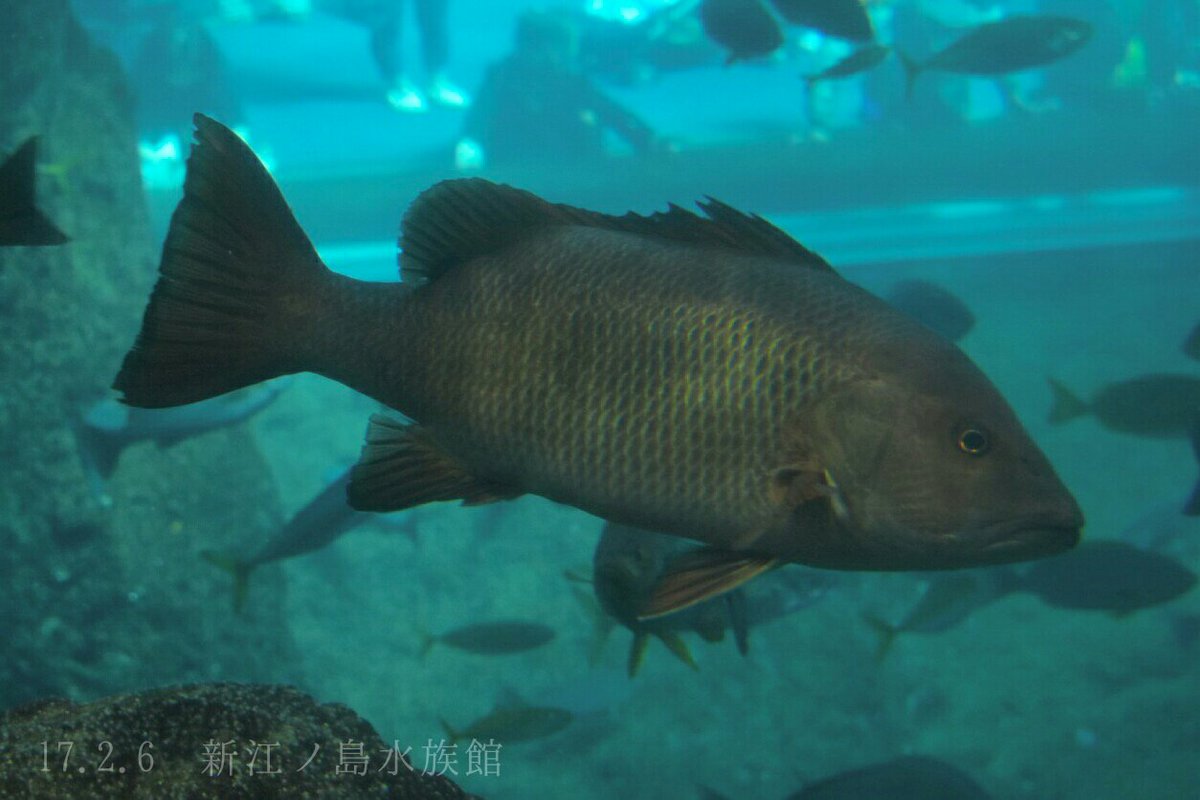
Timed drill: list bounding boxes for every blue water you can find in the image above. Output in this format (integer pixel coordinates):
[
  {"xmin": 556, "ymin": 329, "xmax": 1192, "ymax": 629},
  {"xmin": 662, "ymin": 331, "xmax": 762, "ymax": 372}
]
[{"xmin": 28, "ymin": 1, "xmax": 1200, "ymax": 797}]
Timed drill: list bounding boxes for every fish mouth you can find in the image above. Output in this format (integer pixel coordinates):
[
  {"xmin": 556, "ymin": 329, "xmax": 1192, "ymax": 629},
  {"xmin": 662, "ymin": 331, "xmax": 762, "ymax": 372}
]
[{"xmin": 977, "ymin": 516, "xmax": 1082, "ymax": 563}]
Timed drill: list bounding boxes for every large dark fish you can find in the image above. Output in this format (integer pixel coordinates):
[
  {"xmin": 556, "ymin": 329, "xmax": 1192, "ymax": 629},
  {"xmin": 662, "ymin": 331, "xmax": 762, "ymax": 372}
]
[
  {"xmin": 802, "ymin": 44, "xmax": 890, "ymax": 89},
  {"xmin": 700, "ymin": 0, "xmax": 784, "ymax": 64},
  {"xmin": 0, "ymin": 136, "xmax": 69, "ymax": 247},
  {"xmin": 884, "ymin": 279, "xmax": 975, "ymax": 343},
  {"xmin": 771, "ymin": 0, "xmax": 874, "ymax": 43},
  {"xmin": 1020, "ymin": 540, "xmax": 1196, "ymax": 615},
  {"xmin": 788, "ymin": 755, "xmax": 991, "ymax": 799},
  {"xmin": 1047, "ymin": 374, "xmax": 1200, "ymax": 438},
  {"xmin": 75, "ymin": 378, "xmax": 290, "ymax": 480},
  {"xmin": 114, "ymin": 115, "xmax": 1083, "ymax": 616},
  {"xmin": 900, "ymin": 15, "xmax": 1093, "ymax": 98},
  {"xmin": 418, "ymin": 620, "xmax": 556, "ymax": 659}
]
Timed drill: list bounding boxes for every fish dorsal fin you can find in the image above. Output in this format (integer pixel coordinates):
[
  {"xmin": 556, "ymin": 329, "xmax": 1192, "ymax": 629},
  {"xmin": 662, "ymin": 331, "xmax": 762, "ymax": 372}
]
[{"xmin": 399, "ymin": 179, "xmax": 834, "ymax": 284}]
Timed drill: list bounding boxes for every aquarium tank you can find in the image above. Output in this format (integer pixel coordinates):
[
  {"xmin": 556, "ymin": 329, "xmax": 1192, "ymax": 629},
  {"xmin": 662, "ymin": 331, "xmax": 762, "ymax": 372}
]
[{"xmin": 1, "ymin": 0, "xmax": 1198, "ymax": 797}]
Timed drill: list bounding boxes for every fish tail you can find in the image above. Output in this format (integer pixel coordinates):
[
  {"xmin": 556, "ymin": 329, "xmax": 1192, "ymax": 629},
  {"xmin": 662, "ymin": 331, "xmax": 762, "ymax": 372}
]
[
  {"xmin": 861, "ymin": 613, "xmax": 899, "ymax": 662},
  {"xmin": 438, "ymin": 718, "xmax": 460, "ymax": 743},
  {"xmin": 1046, "ymin": 378, "xmax": 1089, "ymax": 424},
  {"xmin": 113, "ymin": 114, "xmax": 332, "ymax": 408},
  {"xmin": 1186, "ymin": 419, "xmax": 1200, "ymax": 516},
  {"xmin": 416, "ymin": 626, "xmax": 437, "ymax": 661},
  {"xmin": 897, "ymin": 51, "xmax": 921, "ymax": 100},
  {"xmin": 200, "ymin": 550, "xmax": 253, "ymax": 614},
  {"xmin": 0, "ymin": 136, "xmax": 69, "ymax": 245}
]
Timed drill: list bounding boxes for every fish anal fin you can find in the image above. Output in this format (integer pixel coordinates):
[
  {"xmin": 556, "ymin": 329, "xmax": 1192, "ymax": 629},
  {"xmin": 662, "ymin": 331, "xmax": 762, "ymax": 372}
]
[
  {"xmin": 639, "ymin": 548, "xmax": 778, "ymax": 620},
  {"xmin": 348, "ymin": 414, "xmax": 522, "ymax": 512}
]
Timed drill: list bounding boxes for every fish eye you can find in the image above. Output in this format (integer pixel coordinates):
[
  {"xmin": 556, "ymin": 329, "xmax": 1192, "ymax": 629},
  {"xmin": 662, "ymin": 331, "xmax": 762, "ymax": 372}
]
[{"xmin": 956, "ymin": 426, "xmax": 990, "ymax": 455}]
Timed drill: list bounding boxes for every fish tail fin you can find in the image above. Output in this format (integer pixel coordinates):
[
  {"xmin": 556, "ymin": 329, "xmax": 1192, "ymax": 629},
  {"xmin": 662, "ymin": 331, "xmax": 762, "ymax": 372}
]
[
  {"xmin": 861, "ymin": 613, "xmax": 899, "ymax": 662},
  {"xmin": 113, "ymin": 114, "xmax": 332, "ymax": 408},
  {"xmin": 416, "ymin": 625, "xmax": 437, "ymax": 661},
  {"xmin": 200, "ymin": 550, "xmax": 253, "ymax": 614},
  {"xmin": 1186, "ymin": 419, "xmax": 1200, "ymax": 516},
  {"xmin": 0, "ymin": 136, "xmax": 69, "ymax": 245},
  {"xmin": 1047, "ymin": 378, "xmax": 1089, "ymax": 424},
  {"xmin": 627, "ymin": 631, "xmax": 651, "ymax": 678},
  {"xmin": 897, "ymin": 51, "xmax": 921, "ymax": 100},
  {"xmin": 438, "ymin": 718, "xmax": 460, "ymax": 743}
]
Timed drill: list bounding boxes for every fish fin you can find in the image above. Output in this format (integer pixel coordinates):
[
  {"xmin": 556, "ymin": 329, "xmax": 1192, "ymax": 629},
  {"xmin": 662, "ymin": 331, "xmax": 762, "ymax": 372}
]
[
  {"xmin": 1047, "ymin": 378, "xmax": 1089, "ymax": 424},
  {"xmin": 655, "ymin": 632, "xmax": 699, "ymax": 671},
  {"xmin": 562, "ymin": 567, "xmax": 594, "ymax": 585},
  {"xmin": 897, "ymin": 50, "xmax": 921, "ymax": 100},
  {"xmin": 438, "ymin": 718, "xmax": 461, "ymax": 743},
  {"xmin": 770, "ymin": 463, "xmax": 847, "ymax": 519},
  {"xmin": 113, "ymin": 114, "xmax": 330, "ymax": 408},
  {"xmin": 0, "ymin": 136, "xmax": 69, "ymax": 245},
  {"xmin": 639, "ymin": 548, "xmax": 778, "ymax": 620},
  {"xmin": 400, "ymin": 179, "xmax": 832, "ymax": 285},
  {"xmin": 416, "ymin": 625, "xmax": 437, "ymax": 661},
  {"xmin": 200, "ymin": 550, "xmax": 253, "ymax": 614},
  {"xmin": 1186, "ymin": 420, "xmax": 1200, "ymax": 516},
  {"xmin": 627, "ymin": 631, "xmax": 651, "ymax": 677},
  {"xmin": 726, "ymin": 590, "xmax": 751, "ymax": 656},
  {"xmin": 347, "ymin": 415, "xmax": 522, "ymax": 512},
  {"xmin": 861, "ymin": 613, "xmax": 899, "ymax": 662}
]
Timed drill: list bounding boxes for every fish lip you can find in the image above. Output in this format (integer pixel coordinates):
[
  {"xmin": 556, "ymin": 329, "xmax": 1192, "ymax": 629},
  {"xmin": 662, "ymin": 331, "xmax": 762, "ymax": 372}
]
[{"xmin": 979, "ymin": 517, "xmax": 1082, "ymax": 559}]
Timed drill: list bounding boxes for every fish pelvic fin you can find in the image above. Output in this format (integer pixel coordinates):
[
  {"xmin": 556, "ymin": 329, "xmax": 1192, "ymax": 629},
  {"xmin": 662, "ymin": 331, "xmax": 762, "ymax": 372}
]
[
  {"xmin": 0, "ymin": 136, "xmax": 69, "ymax": 246},
  {"xmin": 347, "ymin": 415, "xmax": 523, "ymax": 512},
  {"xmin": 638, "ymin": 548, "xmax": 778, "ymax": 620},
  {"xmin": 627, "ymin": 631, "xmax": 651, "ymax": 677},
  {"xmin": 200, "ymin": 550, "xmax": 253, "ymax": 614},
  {"xmin": 897, "ymin": 50, "xmax": 922, "ymax": 101},
  {"xmin": 113, "ymin": 114, "xmax": 331, "ymax": 408},
  {"xmin": 655, "ymin": 631, "xmax": 699, "ymax": 672},
  {"xmin": 1046, "ymin": 378, "xmax": 1089, "ymax": 424}
]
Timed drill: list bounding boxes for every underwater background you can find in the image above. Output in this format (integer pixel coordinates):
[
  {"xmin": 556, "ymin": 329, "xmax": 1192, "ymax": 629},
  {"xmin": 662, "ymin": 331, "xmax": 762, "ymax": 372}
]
[{"xmin": 1, "ymin": 0, "xmax": 1199, "ymax": 797}]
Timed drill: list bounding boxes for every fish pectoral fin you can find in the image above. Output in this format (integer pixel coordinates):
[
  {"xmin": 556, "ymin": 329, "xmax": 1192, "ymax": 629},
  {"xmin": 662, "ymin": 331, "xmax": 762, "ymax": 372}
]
[
  {"xmin": 638, "ymin": 548, "xmax": 779, "ymax": 620},
  {"xmin": 347, "ymin": 414, "xmax": 522, "ymax": 512},
  {"xmin": 769, "ymin": 463, "xmax": 849, "ymax": 520}
]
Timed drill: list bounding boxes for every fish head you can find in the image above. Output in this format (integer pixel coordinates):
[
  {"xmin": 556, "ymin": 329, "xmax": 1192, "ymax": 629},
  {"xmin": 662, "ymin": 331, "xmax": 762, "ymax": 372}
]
[{"xmin": 802, "ymin": 339, "xmax": 1083, "ymax": 570}]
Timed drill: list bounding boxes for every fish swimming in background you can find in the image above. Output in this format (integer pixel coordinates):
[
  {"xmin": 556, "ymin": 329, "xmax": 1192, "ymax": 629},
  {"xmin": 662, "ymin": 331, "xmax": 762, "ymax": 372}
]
[
  {"xmin": 900, "ymin": 15, "xmax": 1093, "ymax": 98},
  {"xmin": 802, "ymin": 43, "xmax": 890, "ymax": 90},
  {"xmin": 883, "ymin": 279, "xmax": 976, "ymax": 343},
  {"xmin": 787, "ymin": 755, "xmax": 992, "ymax": 799},
  {"xmin": 1019, "ymin": 540, "xmax": 1196, "ymax": 615},
  {"xmin": 770, "ymin": 0, "xmax": 874, "ymax": 43},
  {"xmin": 591, "ymin": 520, "xmax": 834, "ymax": 674},
  {"xmin": 700, "ymin": 0, "xmax": 784, "ymax": 64},
  {"xmin": 0, "ymin": 136, "xmax": 69, "ymax": 247},
  {"xmin": 863, "ymin": 569, "xmax": 1013, "ymax": 660},
  {"xmin": 418, "ymin": 620, "xmax": 556, "ymax": 659},
  {"xmin": 1047, "ymin": 374, "xmax": 1200, "ymax": 438},
  {"xmin": 202, "ymin": 467, "xmax": 374, "ymax": 612},
  {"xmin": 1186, "ymin": 421, "xmax": 1200, "ymax": 516},
  {"xmin": 1184, "ymin": 322, "xmax": 1200, "ymax": 361},
  {"xmin": 592, "ymin": 520, "xmax": 748, "ymax": 674},
  {"xmin": 441, "ymin": 703, "xmax": 573, "ymax": 744},
  {"xmin": 114, "ymin": 114, "xmax": 1083, "ymax": 617},
  {"xmin": 74, "ymin": 378, "xmax": 290, "ymax": 487}
]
